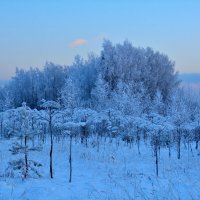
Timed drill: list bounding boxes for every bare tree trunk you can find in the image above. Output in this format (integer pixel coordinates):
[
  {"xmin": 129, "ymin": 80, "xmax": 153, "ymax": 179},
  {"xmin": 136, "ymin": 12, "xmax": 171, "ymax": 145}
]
[
  {"xmin": 153, "ymin": 134, "xmax": 159, "ymax": 177},
  {"xmin": 168, "ymin": 145, "xmax": 171, "ymax": 158},
  {"xmin": 155, "ymin": 143, "xmax": 158, "ymax": 177},
  {"xmin": 196, "ymin": 141, "xmax": 198, "ymax": 150},
  {"xmin": 137, "ymin": 134, "xmax": 140, "ymax": 155},
  {"xmin": 187, "ymin": 138, "xmax": 190, "ymax": 161},
  {"xmin": 177, "ymin": 131, "xmax": 181, "ymax": 160},
  {"xmin": 0, "ymin": 119, "xmax": 3, "ymax": 138},
  {"xmin": 97, "ymin": 134, "xmax": 100, "ymax": 152},
  {"xmin": 136, "ymin": 127, "xmax": 140, "ymax": 155},
  {"xmin": 69, "ymin": 134, "xmax": 72, "ymax": 183},
  {"xmin": 177, "ymin": 140, "xmax": 180, "ymax": 159},
  {"xmin": 49, "ymin": 109, "xmax": 53, "ymax": 179},
  {"xmin": 50, "ymin": 142, "xmax": 53, "ymax": 178},
  {"xmin": 24, "ymin": 135, "xmax": 28, "ymax": 178}
]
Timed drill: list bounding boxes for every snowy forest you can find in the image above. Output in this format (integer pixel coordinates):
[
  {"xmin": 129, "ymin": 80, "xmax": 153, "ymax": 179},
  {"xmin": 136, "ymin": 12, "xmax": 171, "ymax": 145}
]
[{"xmin": 0, "ymin": 40, "xmax": 200, "ymax": 199}]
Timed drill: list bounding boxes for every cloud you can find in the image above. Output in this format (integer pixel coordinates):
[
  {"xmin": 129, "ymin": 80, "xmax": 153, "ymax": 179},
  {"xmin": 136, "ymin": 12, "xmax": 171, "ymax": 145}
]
[{"xmin": 70, "ymin": 38, "xmax": 87, "ymax": 47}]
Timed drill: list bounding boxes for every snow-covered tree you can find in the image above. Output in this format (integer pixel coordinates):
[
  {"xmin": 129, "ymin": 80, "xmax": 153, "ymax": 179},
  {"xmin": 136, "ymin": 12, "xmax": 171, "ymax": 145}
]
[
  {"xmin": 40, "ymin": 100, "xmax": 60, "ymax": 178},
  {"xmin": 7, "ymin": 103, "xmax": 42, "ymax": 179},
  {"xmin": 61, "ymin": 77, "xmax": 77, "ymax": 110},
  {"xmin": 91, "ymin": 74, "xmax": 109, "ymax": 110}
]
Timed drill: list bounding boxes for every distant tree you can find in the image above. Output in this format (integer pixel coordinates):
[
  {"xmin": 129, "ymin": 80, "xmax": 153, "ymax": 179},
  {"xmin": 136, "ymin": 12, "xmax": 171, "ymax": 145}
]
[
  {"xmin": 170, "ymin": 90, "xmax": 190, "ymax": 159},
  {"xmin": 100, "ymin": 40, "xmax": 178, "ymax": 102},
  {"xmin": 68, "ymin": 55, "xmax": 98, "ymax": 105},
  {"xmin": 61, "ymin": 77, "xmax": 77, "ymax": 110},
  {"xmin": 194, "ymin": 126, "xmax": 200, "ymax": 150},
  {"xmin": 6, "ymin": 64, "xmax": 66, "ymax": 109},
  {"xmin": 43, "ymin": 63, "xmax": 66, "ymax": 101},
  {"xmin": 100, "ymin": 40, "xmax": 117, "ymax": 91},
  {"xmin": 91, "ymin": 74, "xmax": 109, "ymax": 110}
]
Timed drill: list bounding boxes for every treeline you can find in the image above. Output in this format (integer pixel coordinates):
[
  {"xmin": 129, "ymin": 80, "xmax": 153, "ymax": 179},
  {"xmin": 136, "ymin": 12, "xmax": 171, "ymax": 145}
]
[
  {"xmin": 0, "ymin": 63, "xmax": 66, "ymax": 109},
  {"xmin": 0, "ymin": 40, "xmax": 178, "ymax": 112},
  {"xmin": 0, "ymin": 40, "xmax": 200, "ymax": 179}
]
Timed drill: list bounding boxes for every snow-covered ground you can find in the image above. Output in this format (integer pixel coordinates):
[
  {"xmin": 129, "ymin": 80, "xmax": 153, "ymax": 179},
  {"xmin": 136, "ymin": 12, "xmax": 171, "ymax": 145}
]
[{"xmin": 0, "ymin": 137, "xmax": 200, "ymax": 200}]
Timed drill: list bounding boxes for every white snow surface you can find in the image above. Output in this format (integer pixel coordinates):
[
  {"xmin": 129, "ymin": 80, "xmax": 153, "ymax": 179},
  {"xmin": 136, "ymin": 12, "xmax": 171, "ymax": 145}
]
[{"xmin": 0, "ymin": 137, "xmax": 200, "ymax": 200}]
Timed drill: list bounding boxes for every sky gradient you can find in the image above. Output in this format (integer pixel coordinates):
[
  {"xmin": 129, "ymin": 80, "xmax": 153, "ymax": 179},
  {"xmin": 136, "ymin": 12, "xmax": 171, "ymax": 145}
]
[{"xmin": 0, "ymin": 0, "xmax": 200, "ymax": 79}]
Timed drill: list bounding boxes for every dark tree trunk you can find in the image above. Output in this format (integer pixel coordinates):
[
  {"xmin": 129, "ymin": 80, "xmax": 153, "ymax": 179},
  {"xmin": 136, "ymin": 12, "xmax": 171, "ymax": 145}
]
[
  {"xmin": 69, "ymin": 134, "xmax": 72, "ymax": 183},
  {"xmin": 155, "ymin": 143, "xmax": 158, "ymax": 177},
  {"xmin": 153, "ymin": 134, "xmax": 159, "ymax": 177},
  {"xmin": 196, "ymin": 141, "xmax": 198, "ymax": 150},
  {"xmin": 177, "ymin": 130, "xmax": 181, "ymax": 160},
  {"xmin": 177, "ymin": 140, "xmax": 180, "ymax": 159},
  {"xmin": 49, "ymin": 109, "xmax": 53, "ymax": 179},
  {"xmin": 50, "ymin": 142, "xmax": 53, "ymax": 178},
  {"xmin": 137, "ymin": 131, "xmax": 140, "ymax": 155},
  {"xmin": 81, "ymin": 125, "xmax": 87, "ymax": 146},
  {"xmin": 24, "ymin": 135, "xmax": 28, "ymax": 178},
  {"xmin": 97, "ymin": 134, "xmax": 100, "ymax": 152},
  {"xmin": 0, "ymin": 119, "xmax": 3, "ymax": 138},
  {"xmin": 168, "ymin": 145, "xmax": 171, "ymax": 158}
]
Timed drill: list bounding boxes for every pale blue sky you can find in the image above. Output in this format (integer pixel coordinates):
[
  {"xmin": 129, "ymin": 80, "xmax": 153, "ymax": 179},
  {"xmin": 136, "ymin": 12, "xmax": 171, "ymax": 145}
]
[{"xmin": 0, "ymin": 0, "xmax": 200, "ymax": 79}]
